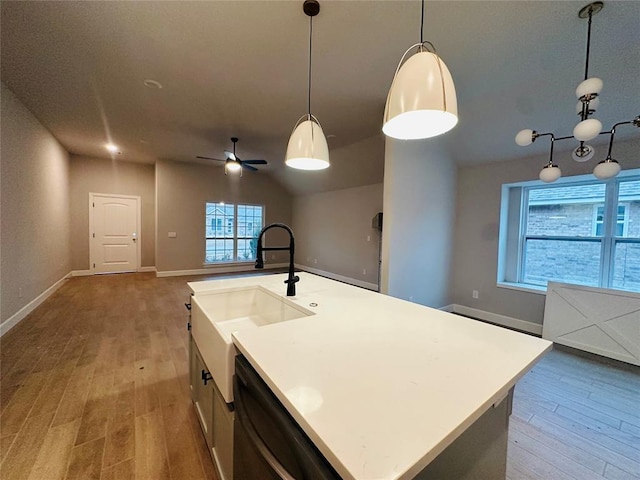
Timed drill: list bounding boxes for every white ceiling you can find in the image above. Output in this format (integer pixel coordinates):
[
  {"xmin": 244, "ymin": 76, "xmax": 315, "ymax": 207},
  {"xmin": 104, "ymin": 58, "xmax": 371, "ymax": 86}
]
[{"xmin": 1, "ymin": 1, "xmax": 638, "ymax": 195}]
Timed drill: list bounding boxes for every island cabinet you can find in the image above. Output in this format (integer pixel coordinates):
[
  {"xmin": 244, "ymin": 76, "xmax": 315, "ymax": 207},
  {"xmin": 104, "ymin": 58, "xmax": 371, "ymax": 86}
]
[{"xmin": 189, "ymin": 334, "xmax": 234, "ymax": 480}]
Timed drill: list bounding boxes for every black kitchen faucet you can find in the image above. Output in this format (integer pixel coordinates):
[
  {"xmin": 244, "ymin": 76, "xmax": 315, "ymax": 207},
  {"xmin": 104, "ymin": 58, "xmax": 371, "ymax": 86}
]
[{"xmin": 255, "ymin": 223, "xmax": 300, "ymax": 296}]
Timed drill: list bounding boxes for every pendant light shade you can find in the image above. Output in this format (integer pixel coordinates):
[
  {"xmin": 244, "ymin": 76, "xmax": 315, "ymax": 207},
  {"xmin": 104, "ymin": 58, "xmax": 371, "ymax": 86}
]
[
  {"xmin": 286, "ymin": 0, "xmax": 330, "ymax": 170},
  {"xmin": 383, "ymin": 49, "xmax": 458, "ymax": 140},
  {"xmin": 285, "ymin": 115, "xmax": 330, "ymax": 170}
]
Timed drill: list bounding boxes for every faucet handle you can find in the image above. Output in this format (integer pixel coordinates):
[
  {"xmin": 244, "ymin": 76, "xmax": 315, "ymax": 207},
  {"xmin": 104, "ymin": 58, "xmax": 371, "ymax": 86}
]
[{"xmin": 284, "ymin": 275, "xmax": 300, "ymax": 285}]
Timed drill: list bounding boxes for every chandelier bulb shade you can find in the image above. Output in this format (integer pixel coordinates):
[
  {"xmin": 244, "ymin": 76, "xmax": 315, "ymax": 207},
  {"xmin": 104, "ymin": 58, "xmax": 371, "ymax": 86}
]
[
  {"xmin": 576, "ymin": 77, "xmax": 603, "ymax": 99},
  {"xmin": 285, "ymin": 115, "xmax": 330, "ymax": 170},
  {"xmin": 573, "ymin": 118, "xmax": 602, "ymax": 141},
  {"xmin": 515, "ymin": 129, "xmax": 536, "ymax": 146},
  {"xmin": 593, "ymin": 158, "xmax": 621, "ymax": 180},
  {"xmin": 286, "ymin": 0, "xmax": 330, "ymax": 171},
  {"xmin": 383, "ymin": 48, "xmax": 458, "ymax": 140},
  {"xmin": 572, "ymin": 144, "xmax": 595, "ymax": 162},
  {"xmin": 539, "ymin": 164, "xmax": 562, "ymax": 183}
]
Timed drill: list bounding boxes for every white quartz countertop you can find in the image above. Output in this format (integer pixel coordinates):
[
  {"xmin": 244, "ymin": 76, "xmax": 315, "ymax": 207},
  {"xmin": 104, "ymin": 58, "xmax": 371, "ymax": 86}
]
[{"xmin": 189, "ymin": 272, "xmax": 552, "ymax": 480}]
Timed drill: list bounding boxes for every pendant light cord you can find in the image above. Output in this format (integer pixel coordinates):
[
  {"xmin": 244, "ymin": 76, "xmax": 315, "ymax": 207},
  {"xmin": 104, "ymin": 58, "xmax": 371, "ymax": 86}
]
[
  {"xmin": 420, "ymin": 0, "xmax": 425, "ymax": 44},
  {"xmin": 308, "ymin": 15, "xmax": 313, "ymax": 115}
]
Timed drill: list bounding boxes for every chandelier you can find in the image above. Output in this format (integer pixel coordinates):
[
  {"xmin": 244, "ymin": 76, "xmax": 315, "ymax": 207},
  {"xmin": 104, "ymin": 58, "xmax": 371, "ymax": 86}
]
[{"xmin": 515, "ymin": 1, "xmax": 639, "ymax": 183}]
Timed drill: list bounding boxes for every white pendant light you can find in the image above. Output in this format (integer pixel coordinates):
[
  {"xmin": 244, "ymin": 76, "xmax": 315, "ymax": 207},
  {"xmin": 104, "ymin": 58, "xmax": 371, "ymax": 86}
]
[
  {"xmin": 383, "ymin": 0, "xmax": 457, "ymax": 140},
  {"xmin": 286, "ymin": 115, "xmax": 329, "ymax": 170},
  {"xmin": 285, "ymin": 0, "xmax": 329, "ymax": 170}
]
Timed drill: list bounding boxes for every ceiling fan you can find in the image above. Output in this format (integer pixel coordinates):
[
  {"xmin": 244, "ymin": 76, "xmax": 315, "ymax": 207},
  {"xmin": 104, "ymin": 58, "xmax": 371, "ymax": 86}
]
[{"xmin": 197, "ymin": 137, "xmax": 268, "ymax": 176}]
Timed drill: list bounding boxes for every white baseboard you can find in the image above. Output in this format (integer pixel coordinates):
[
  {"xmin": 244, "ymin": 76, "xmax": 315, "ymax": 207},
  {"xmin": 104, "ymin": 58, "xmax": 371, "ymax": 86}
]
[
  {"xmin": 1, "ymin": 273, "xmax": 70, "ymax": 337},
  {"xmin": 156, "ymin": 263, "xmax": 288, "ymax": 278},
  {"xmin": 295, "ymin": 264, "xmax": 378, "ymax": 291},
  {"xmin": 71, "ymin": 270, "xmax": 92, "ymax": 277},
  {"xmin": 72, "ymin": 266, "xmax": 156, "ymax": 276},
  {"xmin": 448, "ymin": 304, "xmax": 542, "ymax": 336}
]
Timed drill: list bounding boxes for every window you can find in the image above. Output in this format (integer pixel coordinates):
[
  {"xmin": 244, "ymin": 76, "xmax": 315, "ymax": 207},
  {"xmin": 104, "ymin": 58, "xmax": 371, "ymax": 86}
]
[
  {"xmin": 205, "ymin": 203, "xmax": 264, "ymax": 263},
  {"xmin": 498, "ymin": 172, "xmax": 640, "ymax": 293},
  {"xmin": 593, "ymin": 205, "xmax": 627, "ymax": 237}
]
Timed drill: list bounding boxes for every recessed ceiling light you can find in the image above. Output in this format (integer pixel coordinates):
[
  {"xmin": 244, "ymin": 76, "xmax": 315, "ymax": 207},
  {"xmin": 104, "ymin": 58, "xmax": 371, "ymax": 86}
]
[
  {"xmin": 105, "ymin": 143, "xmax": 119, "ymax": 152},
  {"xmin": 144, "ymin": 79, "xmax": 163, "ymax": 89}
]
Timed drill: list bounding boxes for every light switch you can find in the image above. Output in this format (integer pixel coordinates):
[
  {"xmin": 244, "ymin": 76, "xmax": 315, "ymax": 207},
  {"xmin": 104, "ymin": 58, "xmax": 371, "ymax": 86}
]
[{"xmin": 168, "ymin": 232, "xmax": 177, "ymax": 238}]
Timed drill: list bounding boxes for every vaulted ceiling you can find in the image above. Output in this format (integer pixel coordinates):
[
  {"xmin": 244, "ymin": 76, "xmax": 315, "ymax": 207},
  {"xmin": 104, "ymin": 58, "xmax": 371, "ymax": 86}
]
[{"xmin": 2, "ymin": 1, "xmax": 638, "ymax": 195}]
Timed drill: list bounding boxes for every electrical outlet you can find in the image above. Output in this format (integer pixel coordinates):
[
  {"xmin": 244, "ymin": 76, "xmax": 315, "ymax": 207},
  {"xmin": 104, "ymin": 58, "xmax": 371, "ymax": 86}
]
[
  {"xmin": 168, "ymin": 232, "xmax": 177, "ymax": 238},
  {"xmin": 18, "ymin": 287, "xmax": 23, "ymax": 298},
  {"xmin": 314, "ymin": 259, "xmax": 317, "ymax": 264},
  {"xmin": 367, "ymin": 235, "xmax": 371, "ymax": 242},
  {"xmin": 363, "ymin": 268, "xmax": 367, "ymax": 275},
  {"xmin": 271, "ymin": 254, "xmax": 275, "ymax": 260},
  {"xmin": 409, "ymin": 295, "xmax": 414, "ymax": 301},
  {"xmin": 472, "ymin": 290, "xmax": 479, "ymax": 299}
]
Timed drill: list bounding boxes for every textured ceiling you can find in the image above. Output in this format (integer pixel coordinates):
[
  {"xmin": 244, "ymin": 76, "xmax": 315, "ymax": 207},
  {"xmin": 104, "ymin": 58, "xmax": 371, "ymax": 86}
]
[{"xmin": 1, "ymin": 1, "xmax": 639, "ymax": 195}]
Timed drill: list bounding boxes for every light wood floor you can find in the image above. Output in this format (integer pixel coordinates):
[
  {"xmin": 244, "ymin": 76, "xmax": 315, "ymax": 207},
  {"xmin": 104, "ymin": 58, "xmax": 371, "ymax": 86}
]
[
  {"xmin": 1, "ymin": 273, "xmax": 638, "ymax": 480},
  {"xmin": 507, "ymin": 347, "xmax": 640, "ymax": 479}
]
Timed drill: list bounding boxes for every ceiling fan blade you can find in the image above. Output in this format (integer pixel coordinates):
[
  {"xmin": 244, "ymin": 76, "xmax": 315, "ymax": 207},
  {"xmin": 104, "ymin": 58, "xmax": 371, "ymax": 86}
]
[
  {"xmin": 196, "ymin": 156, "xmax": 224, "ymax": 162},
  {"xmin": 242, "ymin": 159, "xmax": 268, "ymax": 165},
  {"xmin": 224, "ymin": 150, "xmax": 237, "ymax": 161},
  {"xmin": 240, "ymin": 163, "xmax": 258, "ymax": 172}
]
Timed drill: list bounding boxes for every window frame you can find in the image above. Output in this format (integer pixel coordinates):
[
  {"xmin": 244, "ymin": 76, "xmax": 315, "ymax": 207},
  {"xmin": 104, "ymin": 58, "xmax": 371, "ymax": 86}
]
[
  {"xmin": 204, "ymin": 202, "xmax": 265, "ymax": 265},
  {"xmin": 498, "ymin": 169, "xmax": 640, "ymax": 294}
]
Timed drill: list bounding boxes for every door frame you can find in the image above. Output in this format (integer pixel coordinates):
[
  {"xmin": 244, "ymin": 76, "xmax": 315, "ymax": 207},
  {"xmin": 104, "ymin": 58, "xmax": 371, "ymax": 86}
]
[{"xmin": 89, "ymin": 192, "xmax": 142, "ymax": 274}]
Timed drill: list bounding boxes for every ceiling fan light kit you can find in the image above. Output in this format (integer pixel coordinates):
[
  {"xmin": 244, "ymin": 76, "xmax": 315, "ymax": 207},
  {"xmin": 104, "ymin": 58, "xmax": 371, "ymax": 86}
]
[
  {"xmin": 285, "ymin": 0, "xmax": 330, "ymax": 171},
  {"xmin": 197, "ymin": 137, "xmax": 268, "ymax": 176},
  {"xmin": 382, "ymin": 0, "xmax": 458, "ymax": 140},
  {"xmin": 515, "ymin": 1, "xmax": 639, "ymax": 183}
]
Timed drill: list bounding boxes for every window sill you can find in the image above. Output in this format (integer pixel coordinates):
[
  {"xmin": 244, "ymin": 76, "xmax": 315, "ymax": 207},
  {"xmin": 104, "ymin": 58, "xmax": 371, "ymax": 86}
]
[
  {"xmin": 202, "ymin": 261, "xmax": 256, "ymax": 267},
  {"xmin": 496, "ymin": 281, "xmax": 547, "ymax": 295}
]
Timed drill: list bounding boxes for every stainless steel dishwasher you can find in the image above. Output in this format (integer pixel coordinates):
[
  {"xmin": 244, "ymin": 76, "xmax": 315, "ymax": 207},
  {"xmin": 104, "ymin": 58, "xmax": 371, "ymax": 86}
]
[{"xmin": 233, "ymin": 355, "xmax": 341, "ymax": 480}]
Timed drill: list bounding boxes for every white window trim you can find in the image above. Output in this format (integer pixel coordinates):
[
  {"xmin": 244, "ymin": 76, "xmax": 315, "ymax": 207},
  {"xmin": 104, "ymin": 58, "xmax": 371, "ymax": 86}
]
[{"xmin": 498, "ymin": 169, "xmax": 640, "ymax": 294}]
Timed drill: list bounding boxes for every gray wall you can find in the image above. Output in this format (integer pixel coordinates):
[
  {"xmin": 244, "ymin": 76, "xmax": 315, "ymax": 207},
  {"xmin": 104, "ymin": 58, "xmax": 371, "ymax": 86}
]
[
  {"xmin": 155, "ymin": 159, "xmax": 293, "ymax": 273},
  {"xmin": 1, "ymin": 82, "xmax": 71, "ymax": 322},
  {"xmin": 292, "ymin": 183, "xmax": 383, "ymax": 286},
  {"xmin": 69, "ymin": 155, "xmax": 155, "ymax": 270},
  {"xmin": 450, "ymin": 137, "xmax": 640, "ymax": 325},
  {"xmin": 381, "ymin": 137, "xmax": 456, "ymax": 308}
]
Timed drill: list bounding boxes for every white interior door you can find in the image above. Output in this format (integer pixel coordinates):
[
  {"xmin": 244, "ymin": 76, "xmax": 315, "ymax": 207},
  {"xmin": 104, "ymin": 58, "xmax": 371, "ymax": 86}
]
[{"xmin": 90, "ymin": 194, "xmax": 140, "ymax": 274}]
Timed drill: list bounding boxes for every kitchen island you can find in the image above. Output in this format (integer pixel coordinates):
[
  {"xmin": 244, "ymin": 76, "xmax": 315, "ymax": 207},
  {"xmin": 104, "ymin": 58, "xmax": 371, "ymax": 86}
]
[{"xmin": 188, "ymin": 272, "xmax": 552, "ymax": 480}]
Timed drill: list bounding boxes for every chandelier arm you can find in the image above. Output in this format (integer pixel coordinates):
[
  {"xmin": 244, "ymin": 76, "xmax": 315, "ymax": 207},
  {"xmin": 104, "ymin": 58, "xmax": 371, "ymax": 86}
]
[{"xmin": 605, "ymin": 119, "xmax": 634, "ymax": 158}]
